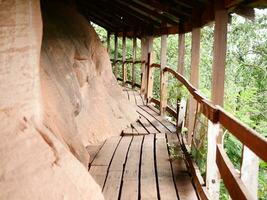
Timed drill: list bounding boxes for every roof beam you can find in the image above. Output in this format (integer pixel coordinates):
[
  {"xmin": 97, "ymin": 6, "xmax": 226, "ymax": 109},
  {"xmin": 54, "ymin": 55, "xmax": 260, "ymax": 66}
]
[
  {"xmin": 122, "ymin": 0, "xmax": 179, "ymax": 25},
  {"xmin": 113, "ymin": 0, "xmax": 162, "ymax": 28},
  {"xmin": 135, "ymin": 0, "xmax": 192, "ymax": 18},
  {"xmin": 97, "ymin": 0, "xmax": 153, "ymax": 29}
]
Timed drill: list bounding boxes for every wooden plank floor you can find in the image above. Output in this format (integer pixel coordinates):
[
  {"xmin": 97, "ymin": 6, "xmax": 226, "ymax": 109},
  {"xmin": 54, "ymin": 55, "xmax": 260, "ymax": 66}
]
[{"xmin": 87, "ymin": 86, "xmax": 198, "ymax": 200}]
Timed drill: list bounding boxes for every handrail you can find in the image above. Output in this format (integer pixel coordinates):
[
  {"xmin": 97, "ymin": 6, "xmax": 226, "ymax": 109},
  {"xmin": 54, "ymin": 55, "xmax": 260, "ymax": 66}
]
[
  {"xmin": 163, "ymin": 66, "xmax": 267, "ymax": 162},
  {"xmin": 110, "ymin": 59, "xmax": 145, "ymax": 65},
  {"xmin": 216, "ymin": 144, "xmax": 254, "ymax": 200},
  {"xmin": 150, "ymin": 63, "xmax": 161, "ymax": 68}
]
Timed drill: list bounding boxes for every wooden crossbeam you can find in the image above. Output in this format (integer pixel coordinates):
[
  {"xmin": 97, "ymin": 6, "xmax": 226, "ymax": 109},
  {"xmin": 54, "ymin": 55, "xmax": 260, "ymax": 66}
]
[
  {"xmin": 114, "ymin": 0, "xmax": 162, "ymax": 28},
  {"xmin": 123, "ymin": 0, "xmax": 179, "ymax": 25}
]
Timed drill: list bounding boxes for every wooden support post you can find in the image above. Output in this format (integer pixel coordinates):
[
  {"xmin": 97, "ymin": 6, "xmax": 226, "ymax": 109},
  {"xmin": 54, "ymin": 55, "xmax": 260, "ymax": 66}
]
[
  {"xmin": 206, "ymin": 121, "xmax": 221, "ymax": 200},
  {"xmin": 160, "ymin": 35, "xmax": 168, "ymax": 116},
  {"xmin": 177, "ymin": 33, "xmax": 186, "ymax": 131},
  {"xmin": 146, "ymin": 37, "xmax": 154, "ymax": 102},
  {"xmin": 122, "ymin": 34, "xmax": 127, "ymax": 83},
  {"xmin": 141, "ymin": 38, "xmax": 148, "ymax": 95},
  {"xmin": 114, "ymin": 33, "xmax": 118, "ymax": 78},
  {"xmin": 107, "ymin": 31, "xmax": 110, "ymax": 54},
  {"xmin": 132, "ymin": 36, "xmax": 137, "ymax": 88},
  {"xmin": 241, "ymin": 146, "xmax": 259, "ymax": 199},
  {"xmin": 187, "ymin": 27, "xmax": 201, "ymax": 144},
  {"xmin": 206, "ymin": 3, "xmax": 228, "ymax": 200},
  {"xmin": 177, "ymin": 33, "xmax": 185, "ymax": 74}
]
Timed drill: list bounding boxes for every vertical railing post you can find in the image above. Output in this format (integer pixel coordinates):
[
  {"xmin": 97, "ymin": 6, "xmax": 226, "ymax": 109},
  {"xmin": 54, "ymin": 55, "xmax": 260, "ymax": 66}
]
[
  {"xmin": 177, "ymin": 33, "xmax": 185, "ymax": 75},
  {"xmin": 206, "ymin": 2, "xmax": 228, "ymax": 199},
  {"xmin": 114, "ymin": 33, "xmax": 118, "ymax": 79},
  {"xmin": 160, "ymin": 35, "xmax": 168, "ymax": 116},
  {"xmin": 187, "ymin": 27, "xmax": 200, "ymax": 144},
  {"xmin": 146, "ymin": 37, "xmax": 154, "ymax": 103},
  {"xmin": 141, "ymin": 37, "xmax": 148, "ymax": 95},
  {"xmin": 241, "ymin": 146, "xmax": 259, "ymax": 199},
  {"xmin": 132, "ymin": 36, "xmax": 137, "ymax": 88},
  {"xmin": 107, "ymin": 31, "xmax": 110, "ymax": 54},
  {"xmin": 122, "ymin": 33, "xmax": 127, "ymax": 84},
  {"xmin": 206, "ymin": 120, "xmax": 221, "ymax": 200},
  {"xmin": 176, "ymin": 32, "xmax": 186, "ymax": 132}
]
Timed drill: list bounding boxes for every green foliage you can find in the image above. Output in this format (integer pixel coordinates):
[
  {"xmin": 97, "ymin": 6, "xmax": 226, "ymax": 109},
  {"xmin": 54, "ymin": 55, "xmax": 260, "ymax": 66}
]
[{"xmin": 93, "ymin": 9, "xmax": 267, "ymax": 199}]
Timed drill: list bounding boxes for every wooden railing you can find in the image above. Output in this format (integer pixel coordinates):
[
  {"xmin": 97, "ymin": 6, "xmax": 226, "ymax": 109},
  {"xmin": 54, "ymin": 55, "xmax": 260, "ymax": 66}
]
[
  {"xmin": 111, "ymin": 57, "xmax": 267, "ymax": 199},
  {"xmin": 151, "ymin": 64, "xmax": 267, "ymax": 200},
  {"xmin": 110, "ymin": 58, "xmax": 145, "ymax": 88}
]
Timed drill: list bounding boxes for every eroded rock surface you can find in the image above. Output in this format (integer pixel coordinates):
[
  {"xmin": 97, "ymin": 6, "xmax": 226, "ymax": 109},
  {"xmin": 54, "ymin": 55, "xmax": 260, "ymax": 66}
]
[{"xmin": 0, "ymin": 0, "xmax": 137, "ymax": 199}]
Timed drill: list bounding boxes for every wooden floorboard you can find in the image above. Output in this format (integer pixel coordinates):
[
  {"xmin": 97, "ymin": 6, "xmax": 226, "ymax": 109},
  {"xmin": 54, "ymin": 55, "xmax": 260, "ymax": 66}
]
[
  {"xmin": 137, "ymin": 107, "xmax": 169, "ymax": 133},
  {"xmin": 88, "ymin": 87, "xmax": 198, "ymax": 200},
  {"xmin": 132, "ymin": 90, "xmax": 144, "ymax": 106},
  {"xmin": 140, "ymin": 134, "xmax": 158, "ymax": 200},
  {"xmin": 156, "ymin": 134, "xmax": 178, "ymax": 200},
  {"xmin": 166, "ymin": 134, "xmax": 199, "ymax": 200},
  {"xmin": 120, "ymin": 136, "xmax": 143, "ymax": 200},
  {"xmin": 103, "ymin": 136, "xmax": 133, "ymax": 200},
  {"xmin": 140, "ymin": 105, "xmax": 176, "ymax": 133},
  {"xmin": 86, "ymin": 141, "xmax": 105, "ymax": 165}
]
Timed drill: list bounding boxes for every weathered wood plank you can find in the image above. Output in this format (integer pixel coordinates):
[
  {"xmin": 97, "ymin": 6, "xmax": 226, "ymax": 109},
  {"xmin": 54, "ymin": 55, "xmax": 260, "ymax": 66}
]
[
  {"xmin": 103, "ymin": 136, "xmax": 133, "ymax": 200},
  {"xmin": 140, "ymin": 134, "xmax": 158, "ymax": 200},
  {"xmin": 120, "ymin": 136, "xmax": 143, "ymax": 200},
  {"xmin": 140, "ymin": 105, "xmax": 176, "ymax": 133},
  {"xmin": 132, "ymin": 120, "xmax": 149, "ymax": 134},
  {"xmin": 90, "ymin": 165, "xmax": 109, "ymax": 189},
  {"xmin": 138, "ymin": 115, "xmax": 159, "ymax": 134},
  {"xmin": 86, "ymin": 141, "xmax": 105, "ymax": 165},
  {"xmin": 137, "ymin": 106, "xmax": 168, "ymax": 133},
  {"xmin": 128, "ymin": 89, "xmax": 136, "ymax": 105},
  {"xmin": 156, "ymin": 134, "xmax": 178, "ymax": 200},
  {"xmin": 166, "ymin": 133, "xmax": 198, "ymax": 200},
  {"xmin": 122, "ymin": 125, "xmax": 138, "ymax": 136},
  {"xmin": 91, "ymin": 136, "xmax": 121, "ymax": 166},
  {"xmin": 133, "ymin": 90, "xmax": 144, "ymax": 106}
]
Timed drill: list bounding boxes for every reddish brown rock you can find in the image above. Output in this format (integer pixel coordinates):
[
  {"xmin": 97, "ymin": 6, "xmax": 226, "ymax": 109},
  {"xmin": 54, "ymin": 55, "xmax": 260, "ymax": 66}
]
[{"xmin": 0, "ymin": 0, "xmax": 137, "ymax": 199}]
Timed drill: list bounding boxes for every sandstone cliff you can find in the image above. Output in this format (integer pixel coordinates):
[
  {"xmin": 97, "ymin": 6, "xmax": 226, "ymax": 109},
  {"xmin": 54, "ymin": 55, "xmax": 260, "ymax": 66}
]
[{"xmin": 0, "ymin": 0, "xmax": 137, "ymax": 199}]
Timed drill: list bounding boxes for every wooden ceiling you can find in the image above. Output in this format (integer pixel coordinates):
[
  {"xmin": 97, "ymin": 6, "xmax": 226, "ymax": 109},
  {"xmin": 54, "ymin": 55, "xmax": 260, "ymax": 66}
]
[{"xmin": 77, "ymin": 0, "xmax": 267, "ymax": 37}]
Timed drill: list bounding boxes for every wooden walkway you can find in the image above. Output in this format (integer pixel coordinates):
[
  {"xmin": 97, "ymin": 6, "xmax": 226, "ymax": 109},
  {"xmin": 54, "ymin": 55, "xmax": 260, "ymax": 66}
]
[{"xmin": 87, "ymin": 87, "xmax": 198, "ymax": 200}]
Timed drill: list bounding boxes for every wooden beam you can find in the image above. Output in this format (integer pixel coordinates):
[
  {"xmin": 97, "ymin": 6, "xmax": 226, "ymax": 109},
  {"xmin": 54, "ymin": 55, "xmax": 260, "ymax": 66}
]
[
  {"xmin": 97, "ymin": 0, "xmax": 152, "ymax": 28},
  {"xmin": 114, "ymin": 0, "xmax": 162, "ymax": 28},
  {"xmin": 216, "ymin": 145, "xmax": 254, "ymax": 200},
  {"xmin": 146, "ymin": 37, "xmax": 154, "ymax": 102},
  {"xmin": 206, "ymin": 3, "xmax": 228, "ymax": 199},
  {"xmin": 122, "ymin": 34, "xmax": 127, "ymax": 83},
  {"xmin": 160, "ymin": 35, "xmax": 168, "ymax": 116},
  {"xmin": 123, "ymin": 0, "xmax": 179, "ymax": 25},
  {"xmin": 206, "ymin": 121, "xmax": 221, "ymax": 200},
  {"xmin": 241, "ymin": 146, "xmax": 259, "ymax": 199},
  {"xmin": 132, "ymin": 36, "xmax": 137, "ymax": 88},
  {"xmin": 211, "ymin": 4, "xmax": 228, "ymax": 106},
  {"xmin": 114, "ymin": 33, "xmax": 118, "ymax": 78},
  {"xmin": 135, "ymin": 0, "xmax": 192, "ymax": 18},
  {"xmin": 177, "ymin": 33, "xmax": 185, "ymax": 74},
  {"xmin": 141, "ymin": 38, "xmax": 148, "ymax": 95},
  {"xmin": 187, "ymin": 27, "xmax": 201, "ymax": 144}
]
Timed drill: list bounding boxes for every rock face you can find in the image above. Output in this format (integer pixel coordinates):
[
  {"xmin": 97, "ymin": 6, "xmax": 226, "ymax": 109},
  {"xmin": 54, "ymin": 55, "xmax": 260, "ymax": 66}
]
[{"xmin": 0, "ymin": 0, "xmax": 137, "ymax": 199}]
